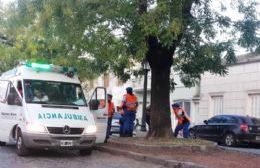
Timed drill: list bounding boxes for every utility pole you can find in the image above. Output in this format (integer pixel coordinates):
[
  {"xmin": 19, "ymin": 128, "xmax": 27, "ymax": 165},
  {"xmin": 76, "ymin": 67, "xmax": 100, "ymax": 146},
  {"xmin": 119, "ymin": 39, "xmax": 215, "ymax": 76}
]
[{"xmin": 141, "ymin": 60, "xmax": 150, "ymax": 132}]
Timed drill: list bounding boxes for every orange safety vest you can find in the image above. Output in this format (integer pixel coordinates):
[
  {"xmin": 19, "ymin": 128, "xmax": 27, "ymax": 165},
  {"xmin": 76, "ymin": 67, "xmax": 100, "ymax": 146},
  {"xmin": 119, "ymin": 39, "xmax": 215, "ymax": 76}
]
[
  {"xmin": 122, "ymin": 94, "xmax": 138, "ymax": 111},
  {"xmin": 173, "ymin": 109, "xmax": 191, "ymax": 125},
  {"xmin": 108, "ymin": 102, "xmax": 115, "ymax": 118}
]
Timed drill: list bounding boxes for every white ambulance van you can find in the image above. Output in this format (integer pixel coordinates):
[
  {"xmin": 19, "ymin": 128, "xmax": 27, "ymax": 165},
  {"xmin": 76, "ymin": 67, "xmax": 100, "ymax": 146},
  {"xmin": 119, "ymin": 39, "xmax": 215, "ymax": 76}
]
[{"xmin": 0, "ymin": 62, "xmax": 108, "ymax": 156}]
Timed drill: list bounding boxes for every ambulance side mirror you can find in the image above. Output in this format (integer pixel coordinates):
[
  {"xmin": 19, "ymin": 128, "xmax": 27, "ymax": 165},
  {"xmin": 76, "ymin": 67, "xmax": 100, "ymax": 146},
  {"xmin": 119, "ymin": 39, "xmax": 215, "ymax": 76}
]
[
  {"xmin": 7, "ymin": 93, "xmax": 22, "ymax": 106},
  {"xmin": 7, "ymin": 93, "xmax": 16, "ymax": 105},
  {"xmin": 89, "ymin": 100, "xmax": 99, "ymax": 110}
]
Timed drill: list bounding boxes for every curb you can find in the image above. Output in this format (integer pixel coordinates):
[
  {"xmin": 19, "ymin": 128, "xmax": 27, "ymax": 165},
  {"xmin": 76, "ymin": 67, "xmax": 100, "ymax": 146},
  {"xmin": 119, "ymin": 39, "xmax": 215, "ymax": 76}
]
[
  {"xmin": 97, "ymin": 145, "xmax": 208, "ymax": 168},
  {"xmin": 218, "ymin": 146, "xmax": 260, "ymax": 156},
  {"xmin": 108, "ymin": 139, "xmax": 217, "ymax": 154}
]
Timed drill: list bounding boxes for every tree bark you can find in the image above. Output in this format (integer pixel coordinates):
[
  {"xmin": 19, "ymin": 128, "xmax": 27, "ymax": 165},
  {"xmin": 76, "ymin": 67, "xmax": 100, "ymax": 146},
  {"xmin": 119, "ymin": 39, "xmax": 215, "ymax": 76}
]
[
  {"xmin": 147, "ymin": 66, "xmax": 173, "ymax": 138},
  {"xmin": 146, "ymin": 37, "xmax": 174, "ymax": 138}
]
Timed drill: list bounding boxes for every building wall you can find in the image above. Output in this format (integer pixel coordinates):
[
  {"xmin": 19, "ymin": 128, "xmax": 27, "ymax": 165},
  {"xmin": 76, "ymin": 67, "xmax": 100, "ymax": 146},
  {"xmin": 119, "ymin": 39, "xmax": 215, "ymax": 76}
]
[{"xmin": 198, "ymin": 60, "xmax": 260, "ymax": 123}]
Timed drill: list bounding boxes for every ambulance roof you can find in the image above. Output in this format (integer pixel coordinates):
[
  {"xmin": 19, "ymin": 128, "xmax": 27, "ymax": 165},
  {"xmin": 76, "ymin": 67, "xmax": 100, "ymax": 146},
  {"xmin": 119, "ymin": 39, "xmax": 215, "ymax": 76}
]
[{"xmin": 1, "ymin": 62, "xmax": 81, "ymax": 84}]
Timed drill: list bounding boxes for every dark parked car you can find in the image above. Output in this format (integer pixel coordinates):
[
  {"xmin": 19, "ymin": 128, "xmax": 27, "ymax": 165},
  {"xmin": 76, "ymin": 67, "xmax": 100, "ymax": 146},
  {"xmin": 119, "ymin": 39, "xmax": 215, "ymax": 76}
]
[{"xmin": 189, "ymin": 115, "xmax": 260, "ymax": 146}]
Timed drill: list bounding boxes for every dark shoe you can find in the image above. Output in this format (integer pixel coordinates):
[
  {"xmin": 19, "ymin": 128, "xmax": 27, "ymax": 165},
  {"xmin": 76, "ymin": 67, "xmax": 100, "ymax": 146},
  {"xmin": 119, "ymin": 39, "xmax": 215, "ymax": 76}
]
[
  {"xmin": 120, "ymin": 134, "xmax": 127, "ymax": 137},
  {"xmin": 124, "ymin": 134, "xmax": 132, "ymax": 137}
]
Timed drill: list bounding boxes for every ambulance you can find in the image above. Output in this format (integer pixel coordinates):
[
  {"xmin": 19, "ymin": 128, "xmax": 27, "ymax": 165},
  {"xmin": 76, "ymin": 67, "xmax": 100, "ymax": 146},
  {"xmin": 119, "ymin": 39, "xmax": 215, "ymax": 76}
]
[{"xmin": 0, "ymin": 62, "xmax": 108, "ymax": 156}]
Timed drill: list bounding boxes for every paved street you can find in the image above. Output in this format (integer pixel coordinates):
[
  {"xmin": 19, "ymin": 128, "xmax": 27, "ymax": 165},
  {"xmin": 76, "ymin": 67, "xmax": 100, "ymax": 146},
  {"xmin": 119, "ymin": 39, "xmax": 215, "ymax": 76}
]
[
  {"xmin": 219, "ymin": 145, "xmax": 260, "ymax": 155},
  {"xmin": 0, "ymin": 145, "xmax": 163, "ymax": 168}
]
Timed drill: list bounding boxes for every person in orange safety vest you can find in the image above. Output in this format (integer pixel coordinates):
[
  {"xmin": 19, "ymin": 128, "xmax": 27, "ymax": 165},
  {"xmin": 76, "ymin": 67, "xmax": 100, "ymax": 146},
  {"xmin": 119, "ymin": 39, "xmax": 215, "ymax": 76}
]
[
  {"xmin": 104, "ymin": 94, "xmax": 115, "ymax": 143},
  {"xmin": 172, "ymin": 103, "xmax": 191, "ymax": 138},
  {"xmin": 121, "ymin": 87, "xmax": 138, "ymax": 137}
]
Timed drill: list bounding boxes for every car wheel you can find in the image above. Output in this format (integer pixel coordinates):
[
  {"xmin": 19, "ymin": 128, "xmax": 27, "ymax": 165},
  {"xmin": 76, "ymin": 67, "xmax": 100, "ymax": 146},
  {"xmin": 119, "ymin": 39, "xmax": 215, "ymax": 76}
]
[
  {"xmin": 189, "ymin": 129, "xmax": 196, "ymax": 139},
  {"xmin": 16, "ymin": 129, "xmax": 30, "ymax": 156},
  {"xmin": 79, "ymin": 148, "xmax": 93, "ymax": 156},
  {"xmin": 224, "ymin": 133, "xmax": 236, "ymax": 147}
]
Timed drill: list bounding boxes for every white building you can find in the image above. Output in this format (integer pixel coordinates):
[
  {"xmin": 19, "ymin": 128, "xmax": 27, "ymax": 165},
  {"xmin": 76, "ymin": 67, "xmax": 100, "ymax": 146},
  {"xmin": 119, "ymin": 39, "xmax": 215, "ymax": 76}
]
[{"xmin": 198, "ymin": 54, "xmax": 260, "ymax": 123}]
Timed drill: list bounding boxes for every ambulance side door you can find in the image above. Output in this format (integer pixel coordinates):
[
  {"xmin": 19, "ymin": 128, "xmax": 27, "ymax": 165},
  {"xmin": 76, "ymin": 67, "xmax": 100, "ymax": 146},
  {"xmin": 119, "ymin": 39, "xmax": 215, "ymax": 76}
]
[
  {"xmin": 89, "ymin": 87, "xmax": 107, "ymax": 143},
  {"xmin": 0, "ymin": 80, "xmax": 23, "ymax": 143}
]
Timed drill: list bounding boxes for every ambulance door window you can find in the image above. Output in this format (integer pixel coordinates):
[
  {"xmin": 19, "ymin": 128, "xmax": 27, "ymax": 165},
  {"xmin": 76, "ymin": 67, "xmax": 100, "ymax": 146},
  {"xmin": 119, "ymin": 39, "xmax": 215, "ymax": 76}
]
[
  {"xmin": 0, "ymin": 80, "xmax": 9, "ymax": 103},
  {"xmin": 89, "ymin": 87, "xmax": 106, "ymax": 110},
  {"xmin": 6, "ymin": 83, "xmax": 22, "ymax": 106},
  {"xmin": 97, "ymin": 88, "xmax": 106, "ymax": 109}
]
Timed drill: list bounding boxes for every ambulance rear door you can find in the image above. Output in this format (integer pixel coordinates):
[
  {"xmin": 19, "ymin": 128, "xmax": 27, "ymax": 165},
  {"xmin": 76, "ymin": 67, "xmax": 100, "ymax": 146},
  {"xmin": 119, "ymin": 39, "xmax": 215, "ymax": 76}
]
[
  {"xmin": 88, "ymin": 87, "xmax": 107, "ymax": 143},
  {"xmin": 0, "ymin": 80, "xmax": 23, "ymax": 143}
]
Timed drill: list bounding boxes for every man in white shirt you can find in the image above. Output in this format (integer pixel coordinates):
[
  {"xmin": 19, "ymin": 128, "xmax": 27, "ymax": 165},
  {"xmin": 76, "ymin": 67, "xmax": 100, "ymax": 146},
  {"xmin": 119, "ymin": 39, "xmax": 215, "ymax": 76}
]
[{"xmin": 33, "ymin": 89, "xmax": 48, "ymax": 102}]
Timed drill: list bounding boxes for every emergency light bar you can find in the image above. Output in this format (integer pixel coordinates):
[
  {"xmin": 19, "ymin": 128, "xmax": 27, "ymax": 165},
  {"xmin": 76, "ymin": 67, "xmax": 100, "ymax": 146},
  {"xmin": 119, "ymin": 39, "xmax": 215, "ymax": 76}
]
[
  {"xmin": 21, "ymin": 61, "xmax": 77, "ymax": 77},
  {"xmin": 25, "ymin": 62, "xmax": 52, "ymax": 71}
]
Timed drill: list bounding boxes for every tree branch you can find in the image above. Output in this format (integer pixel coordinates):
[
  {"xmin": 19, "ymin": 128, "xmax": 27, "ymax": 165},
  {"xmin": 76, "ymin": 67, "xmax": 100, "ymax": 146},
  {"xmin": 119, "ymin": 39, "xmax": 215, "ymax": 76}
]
[
  {"xmin": 138, "ymin": 0, "xmax": 147, "ymax": 15},
  {"xmin": 167, "ymin": 0, "xmax": 195, "ymax": 53}
]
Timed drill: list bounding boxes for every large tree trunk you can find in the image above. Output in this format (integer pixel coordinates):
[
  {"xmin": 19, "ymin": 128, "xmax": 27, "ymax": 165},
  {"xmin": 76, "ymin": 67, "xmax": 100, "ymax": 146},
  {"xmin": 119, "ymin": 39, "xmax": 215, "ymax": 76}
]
[
  {"xmin": 138, "ymin": 1, "xmax": 193, "ymax": 139},
  {"xmin": 146, "ymin": 37, "xmax": 174, "ymax": 138},
  {"xmin": 147, "ymin": 66, "xmax": 173, "ymax": 138}
]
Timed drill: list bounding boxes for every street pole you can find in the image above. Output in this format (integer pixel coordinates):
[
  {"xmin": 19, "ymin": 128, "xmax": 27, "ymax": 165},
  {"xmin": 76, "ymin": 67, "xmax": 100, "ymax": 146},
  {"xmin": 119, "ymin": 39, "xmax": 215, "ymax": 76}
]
[{"xmin": 141, "ymin": 68, "xmax": 148, "ymax": 132}]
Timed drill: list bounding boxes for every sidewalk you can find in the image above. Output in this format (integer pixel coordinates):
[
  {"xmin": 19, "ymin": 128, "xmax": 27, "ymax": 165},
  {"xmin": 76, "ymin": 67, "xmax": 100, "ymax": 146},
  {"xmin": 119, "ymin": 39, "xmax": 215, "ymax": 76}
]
[{"xmin": 97, "ymin": 132, "xmax": 260, "ymax": 168}]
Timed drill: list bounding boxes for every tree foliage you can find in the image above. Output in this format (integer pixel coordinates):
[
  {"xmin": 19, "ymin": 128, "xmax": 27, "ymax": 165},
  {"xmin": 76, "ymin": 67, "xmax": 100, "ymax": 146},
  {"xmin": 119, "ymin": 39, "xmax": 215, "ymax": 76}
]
[{"xmin": 1, "ymin": 0, "xmax": 259, "ymax": 81}]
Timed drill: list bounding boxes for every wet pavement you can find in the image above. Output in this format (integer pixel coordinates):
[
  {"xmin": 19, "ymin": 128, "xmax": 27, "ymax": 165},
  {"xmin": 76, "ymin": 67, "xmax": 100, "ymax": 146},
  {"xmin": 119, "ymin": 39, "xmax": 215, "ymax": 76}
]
[{"xmin": 0, "ymin": 145, "xmax": 163, "ymax": 168}]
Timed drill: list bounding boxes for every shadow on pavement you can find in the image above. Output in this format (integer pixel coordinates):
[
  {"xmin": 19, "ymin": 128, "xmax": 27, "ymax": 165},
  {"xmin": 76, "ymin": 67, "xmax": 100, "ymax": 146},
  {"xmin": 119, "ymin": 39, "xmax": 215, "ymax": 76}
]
[{"xmin": 3, "ymin": 145, "xmax": 84, "ymax": 158}]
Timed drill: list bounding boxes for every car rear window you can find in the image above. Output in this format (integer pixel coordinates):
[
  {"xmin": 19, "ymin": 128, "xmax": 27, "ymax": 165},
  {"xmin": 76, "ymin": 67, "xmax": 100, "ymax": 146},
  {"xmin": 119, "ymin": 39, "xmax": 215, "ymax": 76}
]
[
  {"xmin": 227, "ymin": 117, "xmax": 239, "ymax": 123},
  {"xmin": 240, "ymin": 117, "xmax": 252, "ymax": 124}
]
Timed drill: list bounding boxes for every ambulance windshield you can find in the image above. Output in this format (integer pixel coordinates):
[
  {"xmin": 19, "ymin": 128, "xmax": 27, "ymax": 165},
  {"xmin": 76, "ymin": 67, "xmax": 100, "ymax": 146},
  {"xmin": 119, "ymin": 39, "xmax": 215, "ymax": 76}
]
[{"xmin": 24, "ymin": 80, "xmax": 87, "ymax": 106}]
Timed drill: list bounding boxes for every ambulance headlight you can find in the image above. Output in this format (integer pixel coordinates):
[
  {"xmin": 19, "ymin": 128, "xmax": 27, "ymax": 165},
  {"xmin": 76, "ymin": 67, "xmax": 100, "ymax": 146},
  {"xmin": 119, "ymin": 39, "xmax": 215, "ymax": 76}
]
[
  {"xmin": 26, "ymin": 123, "xmax": 47, "ymax": 133},
  {"xmin": 84, "ymin": 125, "xmax": 97, "ymax": 134}
]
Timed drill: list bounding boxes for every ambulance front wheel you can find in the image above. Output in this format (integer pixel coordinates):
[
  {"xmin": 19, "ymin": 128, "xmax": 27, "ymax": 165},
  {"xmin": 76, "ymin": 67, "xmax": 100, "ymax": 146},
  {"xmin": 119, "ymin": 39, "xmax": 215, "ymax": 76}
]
[{"xmin": 16, "ymin": 129, "xmax": 30, "ymax": 156}]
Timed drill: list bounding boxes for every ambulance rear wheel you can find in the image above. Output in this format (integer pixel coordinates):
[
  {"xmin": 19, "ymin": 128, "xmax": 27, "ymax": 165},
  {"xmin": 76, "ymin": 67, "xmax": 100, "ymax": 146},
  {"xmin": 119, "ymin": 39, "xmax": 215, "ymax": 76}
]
[
  {"xmin": 16, "ymin": 130, "xmax": 30, "ymax": 156},
  {"xmin": 79, "ymin": 148, "xmax": 92, "ymax": 156}
]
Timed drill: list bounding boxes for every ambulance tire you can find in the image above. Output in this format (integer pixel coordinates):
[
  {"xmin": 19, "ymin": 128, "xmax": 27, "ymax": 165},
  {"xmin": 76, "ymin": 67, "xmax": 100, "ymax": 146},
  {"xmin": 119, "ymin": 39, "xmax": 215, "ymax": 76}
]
[
  {"xmin": 79, "ymin": 148, "xmax": 92, "ymax": 156},
  {"xmin": 16, "ymin": 130, "xmax": 30, "ymax": 156}
]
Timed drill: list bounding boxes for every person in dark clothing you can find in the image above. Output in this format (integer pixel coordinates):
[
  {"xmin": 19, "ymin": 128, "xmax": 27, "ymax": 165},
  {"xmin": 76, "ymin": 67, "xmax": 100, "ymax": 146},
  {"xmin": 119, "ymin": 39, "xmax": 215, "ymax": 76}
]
[{"xmin": 118, "ymin": 106, "xmax": 125, "ymax": 137}]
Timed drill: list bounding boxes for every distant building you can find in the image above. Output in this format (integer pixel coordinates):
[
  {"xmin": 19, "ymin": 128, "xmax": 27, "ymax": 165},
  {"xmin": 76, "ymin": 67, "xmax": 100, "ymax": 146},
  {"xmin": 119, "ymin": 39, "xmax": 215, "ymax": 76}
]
[{"xmin": 198, "ymin": 53, "xmax": 260, "ymax": 123}]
